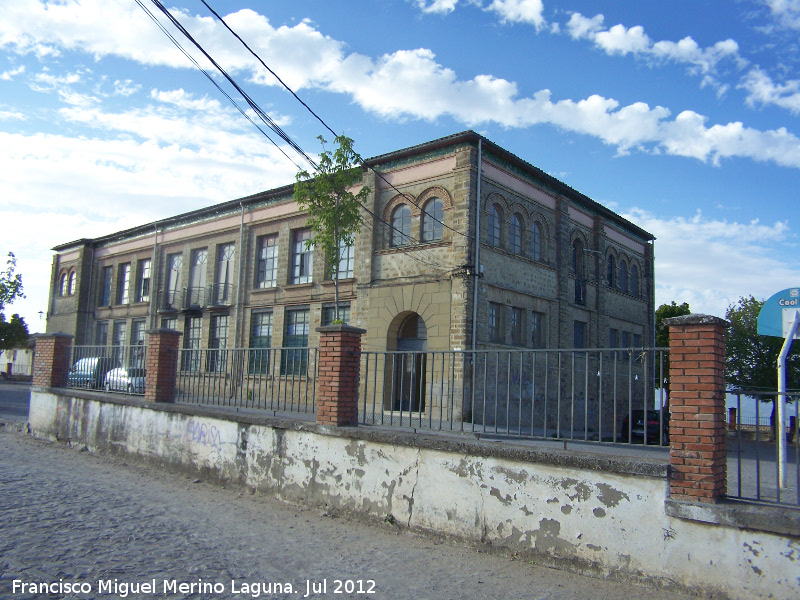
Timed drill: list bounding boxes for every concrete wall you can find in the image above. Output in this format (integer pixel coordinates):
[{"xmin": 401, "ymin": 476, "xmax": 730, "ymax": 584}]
[{"xmin": 27, "ymin": 389, "xmax": 799, "ymax": 600}]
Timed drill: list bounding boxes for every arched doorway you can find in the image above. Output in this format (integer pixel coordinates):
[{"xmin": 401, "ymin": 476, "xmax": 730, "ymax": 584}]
[{"xmin": 387, "ymin": 313, "xmax": 427, "ymax": 413}]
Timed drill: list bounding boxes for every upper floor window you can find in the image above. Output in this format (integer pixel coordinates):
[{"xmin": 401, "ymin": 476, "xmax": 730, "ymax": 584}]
[
  {"xmin": 256, "ymin": 235, "xmax": 278, "ymax": 288},
  {"xmin": 630, "ymin": 264, "xmax": 640, "ymax": 296},
  {"xmin": 59, "ymin": 273, "xmax": 68, "ymax": 297},
  {"xmin": 291, "ymin": 229, "xmax": 313, "ymax": 284},
  {"xmin": 607, "ymin": 254, "xmax": 616, "ymax": 287},
  {"xmin": 136, "ymin": 259, "xmax": 151, "ymax": 303},
  {"xmin": 510, "ymin": 214, "xmax": 522, "ymax": 254},
  {"xmin": 333, "ymin": 239, "xmax": 354, "ymax": 280},
  {"xmin": 117, "ymin": 263, "xmax": 131, "ymax": 305},
  {"xmin": 391, "ymin": 205, "xmax": 411, "ymax": 247},
  {"xmin": 571, "ymin": 239, "xmax": 584, "ymax": 277},
  {"xmin": 531, "ymin": 222, "xmax": 543, "ymax": 261},
  {"xmin": 619, "ymin": 260, "xmax": 628, "ymax": 293},
  {"xmin": 216, "ymin": 243, "xmax": 235, "ymax": 304},
  {"xmin": 488, "ymin": 204, "xmax": 502, "ymax": 246},
  {"xmin": 68, "ymin": 271, "xmax": 76, "ymax": 295},
  {"xmin": 99, "ymin": 266, "xmax": 112, "ymax": 306},
  {"xmin": 421, "ymin": 197, "xmax": 443, "ymax": 242},
  {"xmin": 189, "ymin": 249, "xmax": 207, "ymax": 291}
]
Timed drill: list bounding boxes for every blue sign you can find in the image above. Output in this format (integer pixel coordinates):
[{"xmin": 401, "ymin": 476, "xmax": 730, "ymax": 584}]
[{"xmin": 757, "ymin": 288, "xmax": 800, "ymax": 338}]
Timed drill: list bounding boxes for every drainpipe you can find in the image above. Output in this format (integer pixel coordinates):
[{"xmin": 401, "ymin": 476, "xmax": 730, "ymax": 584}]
[
  {"xmin": 149, "ymin": 223, "xmax": 159, "ymax": 330},
  {"xmin": 471, "ymin": 139, "xmax": 482, "ymax": 351},
  {"xmin": 234, "ymin": 202, "xmax": 245, "ymax": 348}
]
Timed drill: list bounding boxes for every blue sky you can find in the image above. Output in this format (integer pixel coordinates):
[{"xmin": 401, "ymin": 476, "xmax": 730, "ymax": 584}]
[{"xmin": 2, "ymin": 0, "xmax": 800, "ymax": 333}]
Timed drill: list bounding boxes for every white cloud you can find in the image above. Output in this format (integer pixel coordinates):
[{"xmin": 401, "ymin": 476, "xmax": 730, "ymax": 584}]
[
  {"xmin": 113, "ymin": 79, "xmax": 140, "ymax": 97},
  {"xmin": 566, "ymin": 12, "xmax": 743, "ymax": 90},
  {"xmin": 150, "ymin": 88, "xmax": 223, "ymax": 112},
  {"xmin": 0, "ymin": 64, "xmax": 24, "ymax": 80},
  {"xmin": 413, "ymin": 0, "xmax": 461, "ymax": 15},
  {"xmin": 487, "ymin": 0, "xmax": 546, "ymax": 29},
  {"xmin": 3, "ymin": 1, "xmax": 800, "ymax": 172},
  {"xmin": 763, "ymin": 0, "xmax": 800, "ymax": 30},
  {"xmin": 623, "ymin": 208, "xmax": 799, "ymax": 317},
  {"xmin": 0, "ymin": 110, "xmax": 25, "ymax": 120},
  {"xmin": 740, "ymin": 67, "xmax": 800, "ymax": 114}
]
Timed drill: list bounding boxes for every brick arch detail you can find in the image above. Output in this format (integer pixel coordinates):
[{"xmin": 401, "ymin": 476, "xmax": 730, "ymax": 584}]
[
  {"xmin": 417, "ymin": 186, "xmax": 453, "ymax": 211},
  {"xmin": 383, "ymin": 193, "xmax": 417, "ymax": 222}
]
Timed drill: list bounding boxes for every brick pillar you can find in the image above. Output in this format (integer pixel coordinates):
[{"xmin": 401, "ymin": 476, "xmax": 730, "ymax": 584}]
[
  {"xmin": 663, "ymin": 314, "xmax": 728, "ymax": 503},
  {"xmin": 32, "ymin": 333, "xmax": 73, "ymax": 388},
  {"xmin": 316, "ymin": 324, "xmax": 366, "ymax": 426},
  {"xmin": 145, "ymin": 329, "xmax": 182, "ymax": 403}
]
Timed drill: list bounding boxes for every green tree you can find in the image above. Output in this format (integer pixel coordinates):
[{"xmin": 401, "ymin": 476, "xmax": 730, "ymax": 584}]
[
  {"xmin": 0, "ymin": 252, "xmax": 24, "ymax": 314},
  {"xmin": 0, "ymin": 313, "xmax": 29, "ymax": 353},
  {"xmin": 725, "ymin": 295, "xmax": 800, "ymax": 438},
  {"xmin": 294, "ymin": 135, "xmax": 370, "ymax": 321},
  {"xmin": 725, "ymin": 295, "xmax": 800, "ymax": 393},
  {"xmin": 655, "ymin": 301, "xmax": 691, "ymax": 392}
]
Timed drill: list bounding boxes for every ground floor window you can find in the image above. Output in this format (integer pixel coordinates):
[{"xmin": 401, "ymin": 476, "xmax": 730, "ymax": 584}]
[
  {"xmin": 281, "ymin": 308, "xmax": 309, "ymax": 375},
  {"xmin": 321, "ymin": 302, "xmax": 350, "ymax": 326},
  {"xmin": 249, "ymin": 311, "xmax": 273, "ymax": 374}
]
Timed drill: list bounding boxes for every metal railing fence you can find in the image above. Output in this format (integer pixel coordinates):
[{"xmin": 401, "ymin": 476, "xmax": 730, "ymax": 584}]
[
  {"xmin": 174, "ymin": 347, "xmax": 317, "ymax": 414},
  {"xmin": 65, "ymin": 344, "xmax": 147, "ymax": 395},
  {"xmin": 359, "ymin": 347, "xmax": 670, "ymax": 445},
  {"xmin": 727, "ymin": 389, "xmax": 800, "ymax": 507}
]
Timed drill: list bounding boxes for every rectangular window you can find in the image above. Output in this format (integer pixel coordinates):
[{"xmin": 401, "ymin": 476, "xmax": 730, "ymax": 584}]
[
  {"xmin": 249, "ymin": 311, "xmax": 273, "ymax": 374},
  {"xmin": 99, "ymin": 266, "xmax": 112, "ymax": 306},
  {"xmin": 621, "ymin": 330, "xmax": 630, "ymax": 362},
  {"xmin": 510, "ymin": 307, "xmax": 525, "ymax": 346},
  {"xmin": 321, "ymin": 303, "xmax": 351, "ymax": 326},
  {"xmin": 531, "ymin": 311, "xmax": 545, "ymax": 348},
  {"xmin": 328, "ymin": 239, "xmax": 354, "ymax": 280},
  {"xmin": 291, "ymin": 229, "xmax": 313, "ymax": 284},
  {"xmin": 633, "ymin": 333, "xmax": 642, "ymax": 348},
  {"xmin": 117, "ymin": 263, "xmax": 131, "ymax": 305},
  {"xmin": 130, "ymin": 319, "xmax": 146, "ymax": 368},
  {"xmin": 112, "ymin": 320, "xmax": 127, "ymax": 365},
  {"xmin": 256, "ymin": 234, "xmax": 278, "ymax": 288},
  {"xmin": 281, "ymin": 308, "xmax": 310, "ymax": 375},
  {"xmin": 573, "ymin": 321, "xmax": 586, "ymax": 349},
  {"xmin": 182, "ymin": 317, "xmax": 202, "ymax": 372},
  {"xmin": 136, "ymin": 259, "xmax": 151, "ymax": 303},
  {"xmin": 95, "ymin": 321, "xmax": 108, "ymax": 347},
  {"xmin": 609, "ymin": 328, "xmax": 618, "ymax": 348},
  {"xmin": 188, "ymin": 248, "xmax": 208, "ymax": 307},
  {"xmin": 488, "ymin": 302, "xmax": 504, "ymax": 343},
  {"xmin": 161, "ymin": 317, "xmax": 177, "ymax": 330},
  {"xmin": 207, "ymin": 314, "xmax": 229, "ymax": 372}
]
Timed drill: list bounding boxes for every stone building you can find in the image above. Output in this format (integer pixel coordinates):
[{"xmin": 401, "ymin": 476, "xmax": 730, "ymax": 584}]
[{"xmin": 47, "ymin": 131, "xmax": 655, "ymax": 428}]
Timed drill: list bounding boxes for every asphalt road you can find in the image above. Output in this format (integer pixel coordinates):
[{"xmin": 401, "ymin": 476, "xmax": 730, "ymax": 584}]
[{"xmin": 0, "ymin": 382, "xmax": 31, "ymax": 422}]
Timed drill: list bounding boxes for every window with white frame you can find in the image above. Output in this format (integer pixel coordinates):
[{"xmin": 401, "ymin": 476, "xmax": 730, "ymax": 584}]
[
  {"xmin": 137, "ymin": 259, "xmax": 151, "ymax": 303},
  {"xmin": 291, "ymin": 229, "xmax": 313, "ymax": 284},
  {"xmin": 117, "ymin": 264, "xmax": 131, "ymax": 305},
  {"xmin": 68, "ymin": 271, "xmax": 76, "ymax": 295},
  {"xmin": 216, "ymin": 244, "xmax": 235, "ymax": 304},
  {"xmin": 333, "ymin": 239, "xmax": 354, "ymax": 279},
  {"xmin": 488, "ymin": 204, "xmax": 502, "ymax": 246},
  {"xmin": 99, "ymin": 266, "xmax": 112, "ymax": 306},
  {"xmin": 256, "ymin": 234, "xmax": 278, "ymax": 288}
]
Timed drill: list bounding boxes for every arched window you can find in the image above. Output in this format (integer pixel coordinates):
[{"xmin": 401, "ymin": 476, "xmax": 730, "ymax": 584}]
[
  {"xmin": 488, "ymin": 204, "xmax": 502, "ymax": 246},
  {"xmin": 59, "ymin": 273, "xmax": 67, "ymax": 297},
  {"xmin": 607, "ymin": 255, "xmax": 616, "ymax": 287},
  {"xmin": 510, "ymin": 213, "xmax": 522, "ymax": 253},
  {"xmin": 68, "ymin": 271, "xmax": 76, "ymax": 295},
  {"xmin": 531, "ymin": 222, "xmax": 543, "ymax": 261},
  {"xmin": 630, "ymin": 264, "xmax": 639, "ymax": 296},
  {"xmin": 571, "ymin": 239, "xmax": 584, "ymax": 276},
  {"xmin": 421, "ymin": 197, "xmax": 443, "ymax": 242},
  {"xmin": 619, "ymin": 260, "xmax": 628, "ymax": 293},
  {"xmin": 391, "ymin": 204, "xmax": 411, "ymax": 247}
]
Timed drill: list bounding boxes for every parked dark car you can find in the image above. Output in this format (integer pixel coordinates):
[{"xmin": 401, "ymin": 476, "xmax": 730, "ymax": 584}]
[
  {"xmin": 67, "ymin": 357, "xmax": 116, "ymax": 389},
  {"xmin": 621, "ymin": 410, "xmax": 669, "ymax": 445}
]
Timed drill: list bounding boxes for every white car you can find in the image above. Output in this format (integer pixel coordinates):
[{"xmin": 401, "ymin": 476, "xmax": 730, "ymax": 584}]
[{"xmin": 103, "ymin": 367, "xmax": 146, "ymax": 394}]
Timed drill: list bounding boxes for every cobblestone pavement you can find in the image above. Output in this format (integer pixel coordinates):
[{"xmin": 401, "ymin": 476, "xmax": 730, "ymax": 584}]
[{"xmin": 0, "ymin": 426, "xmax": 702, "ymax": 600}]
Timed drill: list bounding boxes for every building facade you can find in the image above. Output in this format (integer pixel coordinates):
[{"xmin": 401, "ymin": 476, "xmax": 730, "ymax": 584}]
[{"xmin": 47, "ymin": 131, "xmax": 655, "ymax": 424}]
